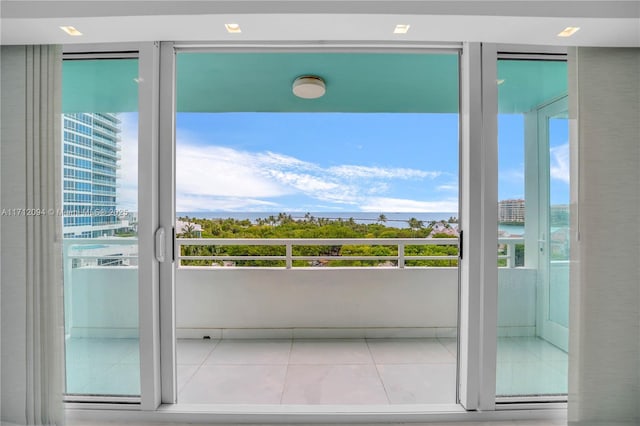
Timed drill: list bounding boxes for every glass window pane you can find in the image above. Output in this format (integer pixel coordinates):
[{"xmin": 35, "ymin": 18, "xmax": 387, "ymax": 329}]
[
  {"xmin": 62, "ymin": 59, "xmax": 140, "ymax": 396},
  {"xmin": 496, "ymin": 59, "xmax": 569, "ymax": 397}
]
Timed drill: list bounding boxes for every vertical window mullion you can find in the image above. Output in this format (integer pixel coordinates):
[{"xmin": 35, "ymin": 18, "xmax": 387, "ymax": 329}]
[{"xmin": 138, "ymin": 41, "xmax": 162, "ymax": 410}]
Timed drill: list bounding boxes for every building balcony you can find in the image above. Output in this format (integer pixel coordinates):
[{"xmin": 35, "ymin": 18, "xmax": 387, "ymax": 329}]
[
  {"xmin": 92, "ymin": 113, "xmax": 121, "ymax": 129},
  {"xmin": 92, "ymin": 168, "xmax": 118, "ymax": 178},
  {"xmin": 93, "ymin": 124, "xmax": 118, "ymax": 138},
  {"xmin": 92, "ymin": 156, "xmax": 119, "ymax": 168},
  {"xmin": 62, "ymin": 237, "xmax": 568, "ymax": 402},
  {"xmin": 93, "ymin": 135, "xmax": 120, "ymax": 148},
  {"xmin": 92, "ymin": 145, "xmax": 121, "ymax": 160}
]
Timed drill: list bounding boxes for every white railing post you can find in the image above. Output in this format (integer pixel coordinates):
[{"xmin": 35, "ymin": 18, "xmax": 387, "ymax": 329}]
[
  {"xmin": 285, "ymin": 242, "xmax": 293, "ymax": 269},
  {"xmin": 398, "ymin": 243, "xmax": 405, "ymax": 269},
  {"xmin": 507, "ymin": 241, "xmax": 515, "ymax": 268}
]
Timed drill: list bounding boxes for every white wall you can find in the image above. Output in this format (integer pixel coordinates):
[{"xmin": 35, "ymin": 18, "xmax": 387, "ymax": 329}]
[
  {"xmin": 68, "ymin": 268, "xmax": 139, "ymax": 338},
  {"xmin": 66, "ymin": 266, "xmax": 538, "ymax": 339},
  {"xmin": 176, "ymin": 267, "xmax": 536, "ymax": 338},
  {"xmin": 497, "ymin": 268, "xmax": 537, "ymax": 336},
  {"xmin": 176, "ymin": 268, "xmax": 458, "ymax": 337}
]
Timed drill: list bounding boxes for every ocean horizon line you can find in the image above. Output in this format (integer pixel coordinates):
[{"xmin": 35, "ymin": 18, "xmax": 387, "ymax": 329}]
[{"xmin": 175, "ymin": 211, "xmax": 458, "ymax": 229}]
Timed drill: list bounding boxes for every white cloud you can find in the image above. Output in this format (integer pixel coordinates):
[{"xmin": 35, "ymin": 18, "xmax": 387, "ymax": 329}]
[
  {"xmin": 177, "ymin": 145, "xmax": 289, "ymax": 198},
  {"xmin": 550, "ymin": 143, "xmax": 570, "ymax": 184},
  {"xmin": 177, "ymin": 195, "xmax": 280, "ymax": 212},
  {"xmin": 173, "ymin": 139, "xmax": 449, "ymax": 211},
  {"xmin": 328, "ymin": 165, "xmax": 440, "ymax": 180},
  {"xmin": 265, "ymin": 170, "xmax": 340, "ymax": 193},
  {"xmin": 360, "ymin": 197, "xmax": 459, "ymax": 213},
  {"xmin": 115, "ymin": 126, "xmax": 452, "ymax": 212},
  {"xmin": 436, "ymin": 184, "xmax": 458, "ymax": 192}
]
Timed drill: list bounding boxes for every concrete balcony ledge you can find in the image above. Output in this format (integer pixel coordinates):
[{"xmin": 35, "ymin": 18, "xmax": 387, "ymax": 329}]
[{"xmin": 63, "ymin": 238, "xmax": 537, "ymax": 340}]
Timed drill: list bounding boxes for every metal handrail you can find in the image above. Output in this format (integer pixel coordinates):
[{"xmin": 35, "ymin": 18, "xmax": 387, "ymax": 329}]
[
  {"xmin": 177, "ymin": 237, "xmax": 459, "ymax": 269},
  {"xmin": 61, "ymin": 237, "xmax": 527, "ymax": 269},
  {"xmin": 498, "ymin": 237, "xmax": 525, "ymax": 268}
]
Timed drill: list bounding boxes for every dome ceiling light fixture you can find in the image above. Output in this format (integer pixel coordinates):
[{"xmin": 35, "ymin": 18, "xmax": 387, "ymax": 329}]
[{"xmin": 292, "ymin": 75, "xmax": 326, "ymax": 99}]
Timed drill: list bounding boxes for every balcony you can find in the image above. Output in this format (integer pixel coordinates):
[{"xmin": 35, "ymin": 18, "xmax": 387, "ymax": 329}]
[
  {"xmin": 92, "ymin": 144, "xmax": 121, "ymax": 160},
  {"xmin": 62, "ymin": 237, "xmax": 567, "ymax": 401},
  {"xmin": 93, "ymin": 133, "xmax": 120, "ymax": 148}
]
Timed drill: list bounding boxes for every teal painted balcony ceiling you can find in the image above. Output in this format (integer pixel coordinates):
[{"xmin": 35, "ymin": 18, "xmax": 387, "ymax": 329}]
[{"xmin": 62, "ymin": 54, "xmax": 566, "ymax": 114}]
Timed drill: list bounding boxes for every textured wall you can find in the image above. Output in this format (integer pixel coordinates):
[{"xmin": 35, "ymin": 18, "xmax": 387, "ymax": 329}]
[
  {"xmin": 1, "ymin": 46, "xmax": 28, "ymax": 426},
  {"xmin": 569, "ymin": 47, "xmax": 640, "ymax": 426}
]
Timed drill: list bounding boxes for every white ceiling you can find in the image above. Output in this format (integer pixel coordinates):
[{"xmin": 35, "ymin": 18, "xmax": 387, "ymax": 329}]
[{"xmin": 1, "ymin": 1, "xmax": 639, "ymax": 47}]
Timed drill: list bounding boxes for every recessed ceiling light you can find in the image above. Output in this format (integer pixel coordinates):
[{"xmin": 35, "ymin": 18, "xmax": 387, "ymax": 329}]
[
  {"xmin": 394, "ymin": 24, "xmax": 411, "ymax": 34},
  {"xmin": 225, "ymin": 23, "xmax": 242, "ymax": 33},
  {"xmin": 59, "ymin": 26, "xmax": 82, "ymax": 36},
  {"xmin": 558, "ymin": 27, "xmax": 580, "ymax": 37},
  {"xmin": 292, "ymin": 76, "xmax": 326, "ymax": 99}
]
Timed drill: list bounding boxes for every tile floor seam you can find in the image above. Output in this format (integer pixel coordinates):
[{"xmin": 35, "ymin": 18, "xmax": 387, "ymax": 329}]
[
  {"xmin": 177, "ymin": 365, "xmax": 201, "ymax": 395},
  {"xmin": 365, "ymin": 338, "xmax": 392, "ymax": 405},
  {"xmin": 202, "ymin": 338, "xmax": 221, "ymax": 364},
  {"xmin": 279, "ymin": 338, "xmax": 295, "ymax": 404},
  {"xmin": 177, "ymin": 339, "xmax": 218, "ymax": 397},
  {"xmin": 437, "ymin": 337, "xmax": 458, "ymax": 358}
]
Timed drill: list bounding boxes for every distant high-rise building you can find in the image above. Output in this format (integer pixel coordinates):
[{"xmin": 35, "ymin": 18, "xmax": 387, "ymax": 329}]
[
  {"xmin": 62, "ymin": 113, "xmax": 124, "ymax": 238},
  {"xmin": 498, "ymin": 198, "xmax": 525, "ymax": 223}
]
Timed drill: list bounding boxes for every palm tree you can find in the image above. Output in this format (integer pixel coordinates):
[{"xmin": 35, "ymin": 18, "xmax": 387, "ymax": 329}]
[
  {"xmin": 377, "ymin": 214, "xmax": 387, "ymax": 224},
  {"xmin": 408, "ymin": 217, "xmax": 424, "ymax": 235},
  {"xmin": 181, "ymin": 222, "xmax": 196, "ymax": 238}
]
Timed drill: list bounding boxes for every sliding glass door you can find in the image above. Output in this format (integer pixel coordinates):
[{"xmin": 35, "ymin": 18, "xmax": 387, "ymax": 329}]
[
  {"xmin": 62, "ymin": 57, "xmax": 140, "ymax": 398},
  {"xmin": 58, "ymin": 42, "xmax": 573, "ymax": 413},
  {"xmin": 496, "ymin": 58, "xmax": 569, "ymax": 398}
]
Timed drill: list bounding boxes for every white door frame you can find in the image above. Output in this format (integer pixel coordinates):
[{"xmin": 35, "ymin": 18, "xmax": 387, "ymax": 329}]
[
  {"xmin": 62, "ymin": 41, "xmax": 570, "ymax": 422},
  {"xmin": 535, "ymin": 96, "xmax": 570, "ymax": 352}
]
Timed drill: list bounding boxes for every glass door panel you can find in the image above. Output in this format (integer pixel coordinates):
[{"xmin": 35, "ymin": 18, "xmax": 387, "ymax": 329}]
[
  {"xmin": 62, "ymin": 58, "xmax": 140, "ymax": 397},
  {"xmin": 496, "ymin": 59, "xmax": 568, "ymax": 398},
  {"xmin": 539, "ymin": 101, "xmax": 570, "ymax": 351}
]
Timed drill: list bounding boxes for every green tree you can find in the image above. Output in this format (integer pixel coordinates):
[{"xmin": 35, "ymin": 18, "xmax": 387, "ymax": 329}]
[
  {"xmin": 408, "ymin": 217, "xmax": 424, "ymax": 234},
  {"xmin": 179, "ymin": 222, "xmax": 196, "ymax": 238}
]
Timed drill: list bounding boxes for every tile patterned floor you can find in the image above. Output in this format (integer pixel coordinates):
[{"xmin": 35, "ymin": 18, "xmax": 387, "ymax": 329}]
[
  {"xmin": 65, "ymin": 337, "xmax": 140, "ymax": 395},
  {"xmin": 174, "ymin": 338, "xmax": 459, "ymax": 405},
  {"xmin": 64, "ymin": 336, "xmax": 568, "ymax": 403}
]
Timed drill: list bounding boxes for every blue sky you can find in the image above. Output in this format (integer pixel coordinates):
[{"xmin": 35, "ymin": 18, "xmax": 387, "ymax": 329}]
[
  {"xmin": 117, "ymin": 111, "xmax": 570, "ymax": 212},
  {"xmin": 174, "ymin": 112, "xmax": 460, "ymax": 213},
  {"xmin": 498, "ymin": 114, "xmax": 570, "ymax": 205}
]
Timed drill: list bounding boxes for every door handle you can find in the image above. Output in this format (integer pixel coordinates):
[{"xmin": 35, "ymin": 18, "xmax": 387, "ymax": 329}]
[
  {"xmin": 538, "ymin": 238, "xmax": 546, "ymax": 253},
  {"xmin": 155, "ymin": 227, "xmax": 165, "ymax": 262}
]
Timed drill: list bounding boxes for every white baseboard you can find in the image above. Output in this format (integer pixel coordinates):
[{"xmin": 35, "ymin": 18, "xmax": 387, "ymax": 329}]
[
  {"xmin": 69, "ymin": 327, "xmax": 139, "ymax": 339},
  {"xmin": 67, "ymin": 326, "xmax": 534, "ymax": 339},
  {"xmin": 497, "ymin": 326, "xmax": 536, "ymax": 337},
  {"xmin": 176, "ymin": 327, "xmax": 459, "ymax": 339}
]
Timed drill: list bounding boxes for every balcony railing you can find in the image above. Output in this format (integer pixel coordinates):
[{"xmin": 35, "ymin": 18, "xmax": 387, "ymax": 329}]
[
  {"xmin": 63, "ymin": 238, "xmax": 138, "ymax": 268},
  {"xmin": 177, "ymin": 237, "xmax": 460, "ymax": 269},
  {"xmin": 498, "ymin": 237, "xmax": 524, "ymax": 268},
  {"xmin": 61, "ymin": 237, "xmax": 525, "ymax": 269}
]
